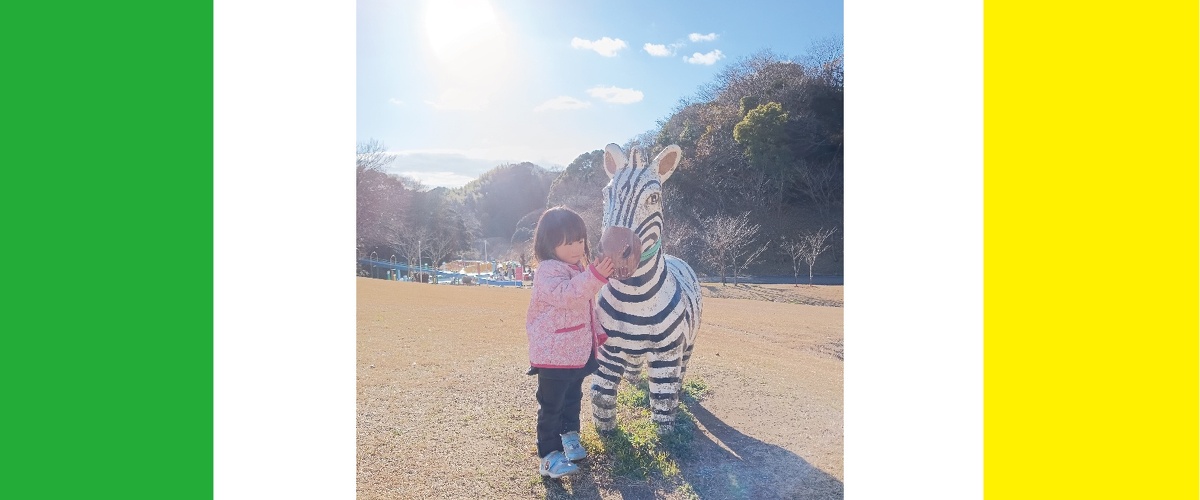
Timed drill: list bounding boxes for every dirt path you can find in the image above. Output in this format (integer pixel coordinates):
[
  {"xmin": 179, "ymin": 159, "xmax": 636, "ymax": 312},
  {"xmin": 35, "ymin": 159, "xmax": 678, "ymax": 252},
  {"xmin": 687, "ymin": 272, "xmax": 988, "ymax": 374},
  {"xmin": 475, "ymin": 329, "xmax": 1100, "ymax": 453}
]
[{"xmin": 357, "ymin": 278, "xmax": 843, "ymax": 499}]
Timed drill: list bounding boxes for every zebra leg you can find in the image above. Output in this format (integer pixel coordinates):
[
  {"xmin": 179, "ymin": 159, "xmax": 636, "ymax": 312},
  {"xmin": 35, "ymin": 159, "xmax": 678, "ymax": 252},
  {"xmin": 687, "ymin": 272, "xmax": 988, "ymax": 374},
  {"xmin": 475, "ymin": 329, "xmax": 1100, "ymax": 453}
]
[
  {"xmin": 591, "ymin": 347, "xmax": 626, "ymax": 433},
  {"xmin": 647, "ymin": 352, "xmax": 684, "ymax": 435},
  {"xmin": 679, "ymin": 343, "xmax": 694, "ymax": 381},
  {"xmin": 622, "ymin": 354, "xmax": 645, "ymax": 384}
]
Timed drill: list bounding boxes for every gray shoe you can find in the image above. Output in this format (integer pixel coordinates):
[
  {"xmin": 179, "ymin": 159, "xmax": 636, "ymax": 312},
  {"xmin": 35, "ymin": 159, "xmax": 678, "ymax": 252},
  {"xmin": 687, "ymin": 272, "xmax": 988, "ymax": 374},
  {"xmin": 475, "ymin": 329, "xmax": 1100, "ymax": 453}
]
[
  {"xmin": 561, "ymin": 431, "xmax": 587, "ymax": 461},
  {"xmin": 538, "ymin": 450, "xmax": 579, "ymax": 479}
]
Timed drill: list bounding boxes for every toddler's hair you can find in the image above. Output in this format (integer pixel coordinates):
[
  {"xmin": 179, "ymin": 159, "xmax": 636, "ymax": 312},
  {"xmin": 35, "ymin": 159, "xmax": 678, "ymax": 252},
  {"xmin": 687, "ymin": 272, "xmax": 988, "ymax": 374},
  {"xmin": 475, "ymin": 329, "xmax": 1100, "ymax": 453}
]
[{"xmin": 532, "ymin": 206, "xmax": 591, "ymax": 264}]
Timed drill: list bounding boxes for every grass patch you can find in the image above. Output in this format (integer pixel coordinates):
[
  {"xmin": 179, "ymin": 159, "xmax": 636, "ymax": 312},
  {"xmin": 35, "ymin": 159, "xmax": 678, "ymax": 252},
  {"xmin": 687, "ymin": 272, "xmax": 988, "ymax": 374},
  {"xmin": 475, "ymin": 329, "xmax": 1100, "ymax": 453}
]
[
  {"xmin": 681, "ymin": 377, "xmax": 710, "ymax": 403},
  {"xmin": 616, "ymin": 379, "xmax": 649, "ymax": 408},
  {"xmin": 582, "ymin": 375, "xmax": 710, "ymax": 480}
]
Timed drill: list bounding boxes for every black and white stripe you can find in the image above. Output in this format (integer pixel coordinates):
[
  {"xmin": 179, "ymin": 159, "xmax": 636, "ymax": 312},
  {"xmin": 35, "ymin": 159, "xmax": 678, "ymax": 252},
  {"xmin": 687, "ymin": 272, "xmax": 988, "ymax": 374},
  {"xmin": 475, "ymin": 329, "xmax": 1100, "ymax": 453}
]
[{"xmin": 591, "ymin": 144, "xmax": 703, "ymax": 435}]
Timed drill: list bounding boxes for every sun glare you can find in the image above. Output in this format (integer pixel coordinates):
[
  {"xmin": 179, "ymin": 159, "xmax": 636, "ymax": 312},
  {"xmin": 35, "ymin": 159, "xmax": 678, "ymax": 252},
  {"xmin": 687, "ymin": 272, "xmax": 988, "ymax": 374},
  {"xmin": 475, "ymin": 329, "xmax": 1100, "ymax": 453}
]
[{"xmin": 424, "ymin": 0, "xmax": 507, "ymax": 77}]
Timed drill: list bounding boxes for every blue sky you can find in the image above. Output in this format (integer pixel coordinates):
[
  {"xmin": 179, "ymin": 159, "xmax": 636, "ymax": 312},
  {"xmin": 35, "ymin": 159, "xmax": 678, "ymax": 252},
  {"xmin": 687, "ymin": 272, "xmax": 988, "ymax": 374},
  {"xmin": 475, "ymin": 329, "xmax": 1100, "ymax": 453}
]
[{"xmin": 357, "ymin": 0, "xmax": 843, "ymax": 188}]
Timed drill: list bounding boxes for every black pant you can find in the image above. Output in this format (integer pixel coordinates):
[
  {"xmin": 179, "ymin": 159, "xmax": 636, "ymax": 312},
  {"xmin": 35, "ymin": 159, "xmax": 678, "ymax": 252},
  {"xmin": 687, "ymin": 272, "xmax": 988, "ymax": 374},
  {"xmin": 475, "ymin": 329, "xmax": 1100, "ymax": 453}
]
[{"xmin": 535, "ymin": 372, "xmax": 586, "ymax": 458}]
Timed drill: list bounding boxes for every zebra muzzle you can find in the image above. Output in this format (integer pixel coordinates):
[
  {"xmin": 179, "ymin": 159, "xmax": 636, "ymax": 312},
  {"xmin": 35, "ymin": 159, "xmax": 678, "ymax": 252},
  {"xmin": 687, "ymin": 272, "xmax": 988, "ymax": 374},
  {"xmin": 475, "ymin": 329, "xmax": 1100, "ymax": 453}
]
[{"xmin": 599, "ymin": 226, "xmax": 642, "ymax": 280}]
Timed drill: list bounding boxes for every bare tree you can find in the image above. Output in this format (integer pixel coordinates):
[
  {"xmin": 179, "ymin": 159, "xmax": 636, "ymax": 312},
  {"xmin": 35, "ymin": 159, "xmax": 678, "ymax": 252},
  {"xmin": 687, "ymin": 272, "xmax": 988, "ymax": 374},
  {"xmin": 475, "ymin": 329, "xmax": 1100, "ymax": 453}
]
[
  {"xmin": 782, "ymin": 238, "xmax": 808, "ymax": 286},
  {"xmin": 790, "ymin": 158, "xmax": 842, "ymax": 218},
  {"xmin": 802, "ymin": 36, "xmax": 844, "ymax": 90},
  {"xmin": 785, "ymin": 227, "xmax": 837, "ymax": 285},
  {"xmin": 697, "ymin": 212, "xmax": 762, "ymax": 286},
  {"xmin": 423, "ymin": 227, "xmax": 460, "ymax": 273},
  {"xmin": 661, "ymin": 209, "xmax": 701, "ymax": 265},
  {"xmin": 391, "ymin": 224, "xmax": 427, "ymax": 276},
  {"xmin": 390, "ymin": 188, "xmax": 475, "ymax": 278},
  {"xmin": 357, "ymin": 139, "xmax": 394, "ymax": 172},
  {"xmin": 730, "ymin": 238, "xmax": 771, "ymax": 285},
  {"xmin": 356, "ymin": 139, "xmax": 402, "ymax": 255}
]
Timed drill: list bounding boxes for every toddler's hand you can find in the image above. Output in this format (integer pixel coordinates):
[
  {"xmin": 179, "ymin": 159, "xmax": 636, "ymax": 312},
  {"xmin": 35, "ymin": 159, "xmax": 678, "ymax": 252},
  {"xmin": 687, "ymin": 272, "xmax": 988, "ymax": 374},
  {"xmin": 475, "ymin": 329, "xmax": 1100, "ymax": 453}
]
[{"xmin": 593, "ymin": 257, "xmax": 614, "ymax": 278}]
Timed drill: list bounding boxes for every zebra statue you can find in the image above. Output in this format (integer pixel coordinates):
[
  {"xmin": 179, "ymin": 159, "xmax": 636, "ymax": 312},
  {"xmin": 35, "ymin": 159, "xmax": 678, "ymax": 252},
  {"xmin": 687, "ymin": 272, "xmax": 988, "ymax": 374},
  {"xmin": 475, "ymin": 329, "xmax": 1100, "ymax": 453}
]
[{"xmin": 591, "ymin": 143, "xmax": 703, "ymax": 435}]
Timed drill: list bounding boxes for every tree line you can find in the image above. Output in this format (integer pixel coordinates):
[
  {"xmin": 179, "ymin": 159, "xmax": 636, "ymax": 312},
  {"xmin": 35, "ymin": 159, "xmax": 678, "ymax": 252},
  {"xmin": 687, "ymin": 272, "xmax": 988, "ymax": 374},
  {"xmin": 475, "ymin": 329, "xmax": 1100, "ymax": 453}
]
[{"xmin": 358, "ymin": 41, "xmax": 843, "ymax": 284}]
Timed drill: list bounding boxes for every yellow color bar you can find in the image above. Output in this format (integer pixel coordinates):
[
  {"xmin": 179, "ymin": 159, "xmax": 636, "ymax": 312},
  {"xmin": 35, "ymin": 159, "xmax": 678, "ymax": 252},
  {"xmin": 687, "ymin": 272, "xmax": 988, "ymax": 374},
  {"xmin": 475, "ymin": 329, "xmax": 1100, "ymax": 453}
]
[{"xmin": 984, "ymin": 2, "xmax": 1198, "ymax": 497}]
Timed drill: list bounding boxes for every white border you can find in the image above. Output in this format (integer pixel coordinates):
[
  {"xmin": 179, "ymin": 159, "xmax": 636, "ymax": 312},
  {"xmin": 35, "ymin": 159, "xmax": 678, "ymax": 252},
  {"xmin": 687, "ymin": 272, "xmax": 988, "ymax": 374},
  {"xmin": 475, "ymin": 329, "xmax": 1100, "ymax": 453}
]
[
  {"xmin": 214, "ymin": 1, "xmax": 355, "ymax": 496},
  {"xmin": 845, "ymin": 0, "xmax": 982, "ymax": 498}
]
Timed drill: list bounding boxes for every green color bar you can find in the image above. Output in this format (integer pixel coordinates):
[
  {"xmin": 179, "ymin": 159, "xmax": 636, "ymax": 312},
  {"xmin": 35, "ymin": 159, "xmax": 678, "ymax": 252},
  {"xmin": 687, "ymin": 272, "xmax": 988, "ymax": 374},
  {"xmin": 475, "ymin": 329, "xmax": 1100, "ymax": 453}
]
[{"xmin": 2, "ymin": 2, "xmax": 213, "ymax": 497}]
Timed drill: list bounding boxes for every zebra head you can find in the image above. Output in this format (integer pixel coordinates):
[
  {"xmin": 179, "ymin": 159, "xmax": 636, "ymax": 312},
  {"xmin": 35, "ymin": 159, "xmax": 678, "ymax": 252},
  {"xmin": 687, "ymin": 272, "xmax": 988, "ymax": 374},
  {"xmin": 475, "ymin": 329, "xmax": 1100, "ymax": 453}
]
[{"xmin": 598, "ymin": 143, "xmax": 683, "ymax": 281}]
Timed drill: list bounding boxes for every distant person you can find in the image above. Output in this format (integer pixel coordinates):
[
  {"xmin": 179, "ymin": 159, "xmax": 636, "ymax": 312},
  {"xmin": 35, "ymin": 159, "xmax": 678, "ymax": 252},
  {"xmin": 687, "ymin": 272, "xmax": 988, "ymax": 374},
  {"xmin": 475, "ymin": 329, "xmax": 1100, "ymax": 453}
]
[{"xmin": 524, "ymin": 206, "xmax": 614, "ymax": 479}]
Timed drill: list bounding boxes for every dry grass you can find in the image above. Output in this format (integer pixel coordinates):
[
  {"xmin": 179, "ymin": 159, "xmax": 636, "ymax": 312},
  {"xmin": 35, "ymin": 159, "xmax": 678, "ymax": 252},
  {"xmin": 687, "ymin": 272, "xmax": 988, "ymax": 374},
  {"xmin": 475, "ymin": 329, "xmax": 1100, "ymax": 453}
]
[
  {"xmin": 700, "ymin": 282, "xmax": 844, "ymax": 308},
  {"xmin": 357, "ymin": 278, "xmax": 843, "ymax": 499}
]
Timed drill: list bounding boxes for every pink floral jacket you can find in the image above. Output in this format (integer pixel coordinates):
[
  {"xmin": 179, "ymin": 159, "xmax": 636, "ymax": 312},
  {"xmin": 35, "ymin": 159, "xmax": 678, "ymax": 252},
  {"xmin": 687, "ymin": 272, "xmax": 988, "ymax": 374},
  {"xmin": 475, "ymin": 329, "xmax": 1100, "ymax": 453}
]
[{"xmin": 526, "ymin": 259, "xmax": 609, "ymax": 369}]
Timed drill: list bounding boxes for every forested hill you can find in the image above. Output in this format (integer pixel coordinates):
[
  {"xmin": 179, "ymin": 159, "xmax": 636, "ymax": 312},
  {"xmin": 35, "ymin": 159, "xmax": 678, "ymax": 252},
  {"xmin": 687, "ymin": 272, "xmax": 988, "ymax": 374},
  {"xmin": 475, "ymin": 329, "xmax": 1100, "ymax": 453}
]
[
  {"xmin": 358, "ymin": 47, "xmax": 844, "ymax": 278},
  {"xmin": 457, "ymin": 162, "xmax": 557, "ymax": 239}
]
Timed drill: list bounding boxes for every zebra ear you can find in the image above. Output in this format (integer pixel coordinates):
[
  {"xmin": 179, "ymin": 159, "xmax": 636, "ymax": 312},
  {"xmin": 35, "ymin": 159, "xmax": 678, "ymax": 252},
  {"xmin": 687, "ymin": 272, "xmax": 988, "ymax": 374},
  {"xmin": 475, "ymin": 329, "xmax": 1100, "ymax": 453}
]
[
  {"xmin": 603, "ymin": 143, "xmax": 625, "ymax": 178},
  {"xmin": 653, "ymin": 145, "xmax": 683, "ymax": 183}
]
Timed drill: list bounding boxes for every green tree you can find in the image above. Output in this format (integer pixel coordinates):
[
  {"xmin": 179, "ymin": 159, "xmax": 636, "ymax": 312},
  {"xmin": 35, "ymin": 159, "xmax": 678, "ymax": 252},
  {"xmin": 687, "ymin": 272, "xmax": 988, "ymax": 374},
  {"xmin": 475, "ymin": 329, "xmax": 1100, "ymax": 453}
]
[{"xmin": 733, "ymin": 101, "xmax": 795, "ymax": 212}]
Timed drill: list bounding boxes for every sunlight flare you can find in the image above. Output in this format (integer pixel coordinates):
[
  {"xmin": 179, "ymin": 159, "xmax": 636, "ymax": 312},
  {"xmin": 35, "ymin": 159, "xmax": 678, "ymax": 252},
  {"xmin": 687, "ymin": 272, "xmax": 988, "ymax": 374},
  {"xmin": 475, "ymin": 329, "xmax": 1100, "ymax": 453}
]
[{"xmin": 423, "ymin": 0, "xmax": 510, "ymax": 84}]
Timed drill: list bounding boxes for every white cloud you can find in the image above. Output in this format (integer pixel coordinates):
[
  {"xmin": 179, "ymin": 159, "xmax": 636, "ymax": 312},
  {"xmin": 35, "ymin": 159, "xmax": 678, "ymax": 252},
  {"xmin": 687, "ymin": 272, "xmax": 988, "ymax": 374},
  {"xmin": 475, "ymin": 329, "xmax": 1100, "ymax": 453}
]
[
  {"xmin": 397, "ymin": 171, "xmax": 477, "ymax": 189},
  {"xmin": 533, "ymin": 96, "xmax": 592, "ymax": 112},
  {"xmin": 570, "ymin": 36, "xmax": 627, "ymax": 57},
  {"xmin": 689, "ymin": 32, "xmax": 718, "ymax": 42},
  {"xmin": 424, "ymin": 88, "xmax": 488, "ymax": 111},
  {"xmin": 381, "ymin": 151, "xmax": 497, "ymax": 189},
  {"xmin": 643, "ymin": 43, "xmax": 673, "ymax": 57},
  {"xmin": 380, "ymin": 147, "xmax": 581, "ymax": 188},
  {"xmin": 684, "ymin": 49, "xmax": 725, "ymax": 65},
  {"xmin": 586, "ymin": 85, "xmax": 644, "ymax": 104},
  {"xmin": 388, "ymin": 98, "xmax": 404, "ymax": 106}
]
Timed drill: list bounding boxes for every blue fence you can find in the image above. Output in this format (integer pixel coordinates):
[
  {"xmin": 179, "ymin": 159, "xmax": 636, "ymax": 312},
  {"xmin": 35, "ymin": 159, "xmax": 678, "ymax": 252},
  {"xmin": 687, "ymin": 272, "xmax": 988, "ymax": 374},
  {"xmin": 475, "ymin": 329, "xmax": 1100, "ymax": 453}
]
[{"xmin": 357, "ymin": 258, "xmax": 525, "ymax": 287}]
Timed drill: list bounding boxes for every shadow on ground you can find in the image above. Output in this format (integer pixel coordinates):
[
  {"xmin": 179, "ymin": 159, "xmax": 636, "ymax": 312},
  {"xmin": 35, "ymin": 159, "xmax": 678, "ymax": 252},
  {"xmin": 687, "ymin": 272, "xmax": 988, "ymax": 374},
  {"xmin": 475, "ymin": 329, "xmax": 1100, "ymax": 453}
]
[
  {"xmin": 681, "ymin": 403, "xmax": 843, "ymax": 499},
  {"xmin": 536, "ymin": 401, "xmax": 842, "ymax": 500},
  {"xmin": 537, "ymin": 465, "xmax": 670, "ymax": 500},
  {"xmin": 538, "ymin": 470, "xmax": 606, "ymax": 499}
]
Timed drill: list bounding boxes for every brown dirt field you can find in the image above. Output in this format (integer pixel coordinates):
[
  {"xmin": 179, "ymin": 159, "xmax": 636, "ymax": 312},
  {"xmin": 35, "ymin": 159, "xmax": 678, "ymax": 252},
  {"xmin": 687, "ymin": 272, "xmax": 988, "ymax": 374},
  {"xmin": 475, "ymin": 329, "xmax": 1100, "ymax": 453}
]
[{"xmin": 357, "ymin": 278, "xmax": 843, "ymax": 499}]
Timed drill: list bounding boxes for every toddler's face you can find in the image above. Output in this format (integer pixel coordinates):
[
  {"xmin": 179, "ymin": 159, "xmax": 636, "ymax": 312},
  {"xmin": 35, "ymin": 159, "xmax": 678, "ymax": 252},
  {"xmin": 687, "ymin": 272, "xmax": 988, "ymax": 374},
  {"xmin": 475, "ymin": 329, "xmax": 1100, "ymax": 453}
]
[{"xmin": 554, "ymin": 238, "xmax": 586, "ymax": 266}]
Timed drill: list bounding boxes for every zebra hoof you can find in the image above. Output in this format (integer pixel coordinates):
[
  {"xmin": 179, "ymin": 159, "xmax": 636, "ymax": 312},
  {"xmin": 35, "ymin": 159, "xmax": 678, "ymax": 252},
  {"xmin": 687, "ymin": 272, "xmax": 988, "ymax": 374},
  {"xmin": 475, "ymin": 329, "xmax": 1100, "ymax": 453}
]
[{"xmin": 594, "ymin": 420, "xmax": 617, "ymax": 433}]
